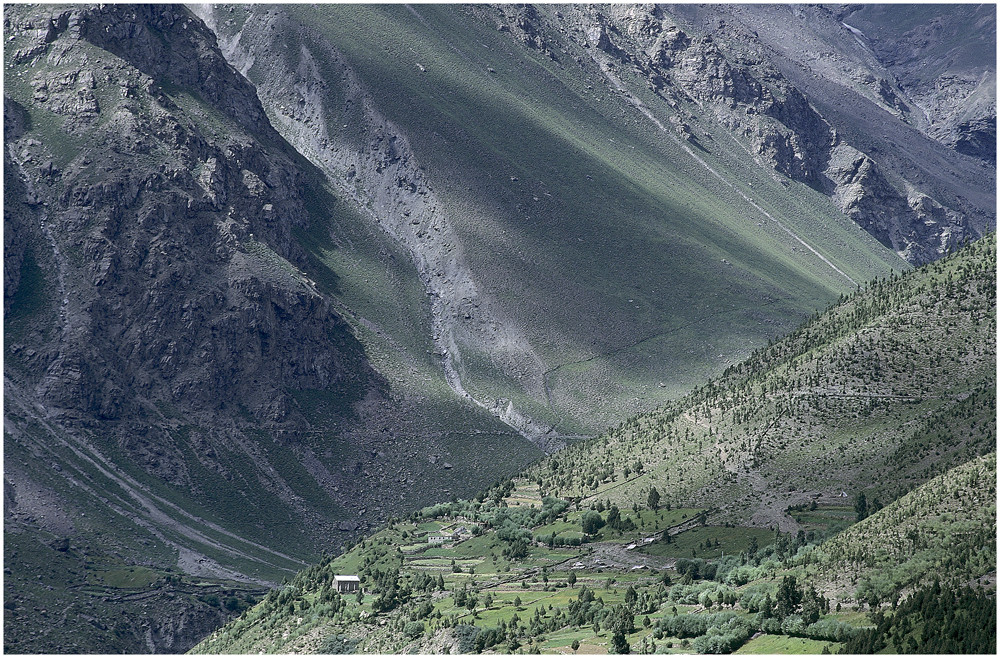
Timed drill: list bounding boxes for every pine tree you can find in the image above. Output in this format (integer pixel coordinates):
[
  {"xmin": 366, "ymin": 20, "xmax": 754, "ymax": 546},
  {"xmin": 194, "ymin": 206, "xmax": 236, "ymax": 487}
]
[{"xmin": 647, "ymin": 487, "xmax": 660, "ymax": 511}]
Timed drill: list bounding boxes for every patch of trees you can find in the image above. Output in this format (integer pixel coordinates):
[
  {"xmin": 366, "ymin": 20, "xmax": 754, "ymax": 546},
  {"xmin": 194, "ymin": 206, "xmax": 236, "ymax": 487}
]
[
  {"xmin": 367, "ymin": 568, "xmax": 409, "ymax": 613},
  {"xmin": 580, "ymin": 511, "xmax": 605, "ymax": 535},
  {"xmin": 605, "ymin": 505, "xmax": 636, "ymax": 533},
  {"xmin": 840, "ymin": 582, "xmax": 996, "ymax": 654},
  {"xmin": 853, "ymin": 492, "xmax": 882, "ymax": 522},
  {"xmin": 655, "ymin": 574, "xmax": 853, "ymax": 652},
  {"xmin": 539, "ymin": 532, "xmax": 583, "ymax": 547}
]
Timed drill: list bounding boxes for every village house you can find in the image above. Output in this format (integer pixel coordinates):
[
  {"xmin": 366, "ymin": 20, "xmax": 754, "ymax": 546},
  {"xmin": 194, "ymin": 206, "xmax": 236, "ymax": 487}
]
[
  {"xmin": 333, "ymin": 575, "xmax": 361, "ymax": 593},
  {"xmin": 428, "ymin": 533, "xmax": 458, "ymax": 545}
]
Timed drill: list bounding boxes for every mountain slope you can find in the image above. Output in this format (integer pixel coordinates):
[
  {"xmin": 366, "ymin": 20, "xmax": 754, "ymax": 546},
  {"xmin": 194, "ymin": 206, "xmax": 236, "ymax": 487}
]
[
  {"xmin": 3, "ymin": 5, "xmax": 538, "ymax": 652},
  {"xmin": 527, "ymin": 236, "xmax": 995, "ymax": 525},
  {"xmin": 806, "ymin": 452, "xmax": 996, "ymax": 601},
  {"xmin": 193, "ymin": 238, "xmax": 995, "ymax": 655},
  {"xmin": 836, "ymin": 3, "xmax": 997, "ymax": 162},
  {"xmin": 196, "ymin": 3, "xmax": 910, "ymax": 442},
  {"xmin": 4, "ymin": 5, "xmax": 992, "ymax": 653},
  {"xmin": 668, "ymin": 3, "xmax": 996, "ymax": 262}
]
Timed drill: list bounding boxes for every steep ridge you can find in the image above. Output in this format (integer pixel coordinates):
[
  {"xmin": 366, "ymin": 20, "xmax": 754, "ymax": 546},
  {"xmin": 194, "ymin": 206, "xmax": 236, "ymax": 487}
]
[
  {"xmin": 666, "ymin": 3, "xmax": 995, "ymax": 264},
  {"xmin": 199, "ymin": 3, "xmax": 905, "ymax": 440},
  {"xmin": 193, "ymin": 6, "xmax": 556, "ymax": 448},
  {"xmin": 3, "ymin": 5, "xmax": 538, "ymax": 652},
  {"xmin": 194, "ymin": 237, "xmax": 995, "ymax": 655},
  {"xmin": 807, "ymin": 452, "xmax": 995, "ymax": 600},
  {"xmin": 529, "ymin": 236, "xmax": 995, "ymax": 524}
]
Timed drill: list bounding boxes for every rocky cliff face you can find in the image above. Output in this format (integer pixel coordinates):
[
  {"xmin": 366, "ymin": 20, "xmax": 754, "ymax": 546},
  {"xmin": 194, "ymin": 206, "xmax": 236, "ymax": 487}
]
[
  {"xmin": 6, "ymin": 4, "xmax": 362, "ymax": 433},
  {"xmin": 476, "ymin": 3, "xmax": 993, "ymax": 265},
  {"xmin": 574, "ymin": 4, "xmax": 833, "ymax": 189},
  {"xmin": 833, "ymin": 4, "xmax": 996, "ymax": 164},
  {"xmin": 4, "ymin": 5, "xmax": 535, "ymax": 653},
  {"xmin": 4, "ymin": 98, "xmax": 34, "ymax": 315},
  {"xmin": 661, "ymin": 3, "xmax": 994, "ymax": 264},
  {"xmin": 3, "ymin": 5, "xmax": 354, "ymax": 651},
  {"xmin": 823, "ymin": 143, "xmax": 968, "ymax": 264}
]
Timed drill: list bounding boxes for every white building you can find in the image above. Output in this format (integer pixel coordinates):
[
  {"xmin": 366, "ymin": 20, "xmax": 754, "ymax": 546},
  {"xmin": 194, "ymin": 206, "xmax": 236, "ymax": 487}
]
[{"xmin": 334, "ymin": 575, "xmax": 361, "ymax": 593}]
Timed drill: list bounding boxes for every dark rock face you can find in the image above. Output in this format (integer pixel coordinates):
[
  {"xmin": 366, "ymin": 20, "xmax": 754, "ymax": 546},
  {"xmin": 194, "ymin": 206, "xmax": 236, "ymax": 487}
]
[
  {"xmin": 494, "ymin": 4, "xmax": 550, "ymax": 55},
  {"xmin": 953, "ymin": 112, "xmax": 996, "ymax": 163},
  {"xmin": 3, "ymin": 4, "xmax": 380, "ymax": 652},
  {"xmin": 6, "ymin": 4, "xmax": 373, "ymax": 433},
  {"xmin": 4, "ymin": 99, "xmax": 33, "ymax": 315},
  {"xmin": 75, "ymin": 5, "xmax": 273, "ymax": 137}
]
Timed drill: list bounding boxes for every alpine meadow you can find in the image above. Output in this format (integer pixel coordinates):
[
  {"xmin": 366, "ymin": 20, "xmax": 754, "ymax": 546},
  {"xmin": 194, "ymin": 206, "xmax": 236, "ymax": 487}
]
[{"xmin": 3, "ymin": 3, "xmax": 996, "ymax": 654}]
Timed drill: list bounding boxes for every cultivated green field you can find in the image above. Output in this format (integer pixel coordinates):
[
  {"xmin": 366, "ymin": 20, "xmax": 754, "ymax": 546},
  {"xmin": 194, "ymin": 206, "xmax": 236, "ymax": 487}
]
[{"xmin": 735, "ymin": 634, "xmax": 839, "ymax": 654}]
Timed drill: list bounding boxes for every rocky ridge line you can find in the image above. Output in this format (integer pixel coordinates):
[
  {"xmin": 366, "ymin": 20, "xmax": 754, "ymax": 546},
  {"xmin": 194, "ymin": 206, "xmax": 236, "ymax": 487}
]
[
  {"xmin": 489, "ymin": 4, "xmax": 983, "ymax": 265},
  {"xmin": 195, "ymin": 6, "xmax": 564, "ymax": 451}
]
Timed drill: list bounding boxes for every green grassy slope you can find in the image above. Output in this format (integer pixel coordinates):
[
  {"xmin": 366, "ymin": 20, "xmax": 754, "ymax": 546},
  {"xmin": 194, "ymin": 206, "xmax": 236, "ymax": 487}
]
[
  {"xmin": 194, "ymin": 239, "xmax": 995, "ymax": 655},
  {"xmin": 805, "ymin": 452, "xmax": 995, "ymax": 601},
  {"xmin": 209, "ymin": 3, "xmax": 905, "ymax": 437},
  {"xmin": 525, "ymin": 236, "xmax": 995, "ymax": 521},
  {"xmin": 193, "ymin": 456, "xmax": 994, "ymax": 655}
]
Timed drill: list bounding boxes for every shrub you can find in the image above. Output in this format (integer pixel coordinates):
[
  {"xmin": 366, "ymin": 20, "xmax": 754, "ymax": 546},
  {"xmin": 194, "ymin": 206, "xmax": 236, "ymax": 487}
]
[
  {"xmin": 453, "ymin": 624, "xmax": 479, "ymax": 654},
  {"xmin": 318, "ymin": 633, "xmax": 360, "ymax": 653}
]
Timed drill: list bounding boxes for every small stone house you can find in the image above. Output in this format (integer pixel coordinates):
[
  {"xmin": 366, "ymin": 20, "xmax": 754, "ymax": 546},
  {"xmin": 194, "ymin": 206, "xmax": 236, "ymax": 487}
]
[
  {"xmin": 428, "ymin": 533, "xmax": 456, "ymax": 544},
  {"xmin": 334, "ymin": 575, "xmax": 361, "ymax": 593}
]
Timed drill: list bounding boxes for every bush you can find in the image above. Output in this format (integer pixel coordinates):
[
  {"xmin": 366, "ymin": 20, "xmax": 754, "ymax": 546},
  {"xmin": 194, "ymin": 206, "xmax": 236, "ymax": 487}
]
[
  {"xmin": 199, "ymin": 594, "xmax": 220, "ymax": 608},
  {"xmin": 657, "ymin": 612, "xmax": 736, "ymax": 638},
  {"xmin": 780, "ymin": 615, "xmax": 806, "ymax": 636},
  {"xmin": 803, "ymin": 618, "xmax": 859, "ymax": 643},
  {"xmin": 403, "ymin": 621, "xmax": 425, "ymax": 639},
  {"xmin": 581, "ymin": 511, "xmax": 606, "ymax": 535},
  {"xmin": 453, "ymin": 624, "xmax": 480, "ymax": 654},
  {"xmin": 473, "ymin": 627, "xmax": 504, "ymax": 652},
  {"xmin": 318, "ymin": 633, "xmax": 360, "ymax": 653},
  {"xmin": 691, "ymin": 617, "xmax": 753, "ymax": 654}
]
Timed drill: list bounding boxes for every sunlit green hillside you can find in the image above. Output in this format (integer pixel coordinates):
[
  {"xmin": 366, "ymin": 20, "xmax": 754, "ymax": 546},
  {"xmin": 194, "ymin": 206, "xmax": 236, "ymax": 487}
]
[{"xmin": 194, "ymin": 238, "xmax": 995, "ymax": 655}]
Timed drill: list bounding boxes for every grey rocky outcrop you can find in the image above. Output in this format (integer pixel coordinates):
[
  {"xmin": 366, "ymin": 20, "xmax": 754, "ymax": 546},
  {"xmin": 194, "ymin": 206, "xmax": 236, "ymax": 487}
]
[
  {"xmin": 661, "ymin": 3, "xmax": 994, "ymax": 264},
  {"xmin": 824, "ymin": 143, "xmax": 968, "ymax": 264},
  {"xmin": 484, "ymin": 3, "xmax": 991, "ymax": 265}
]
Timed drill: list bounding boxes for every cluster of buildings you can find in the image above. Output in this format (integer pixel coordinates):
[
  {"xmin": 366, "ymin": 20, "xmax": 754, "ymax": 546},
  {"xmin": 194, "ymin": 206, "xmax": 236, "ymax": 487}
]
[
  {"xmin": 330, "ymin": 521, "xmax": 481, "ymax": 594},
  {"xmin": 427, "ymin": 524, "xmax": 475, "ymax": 545}
]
